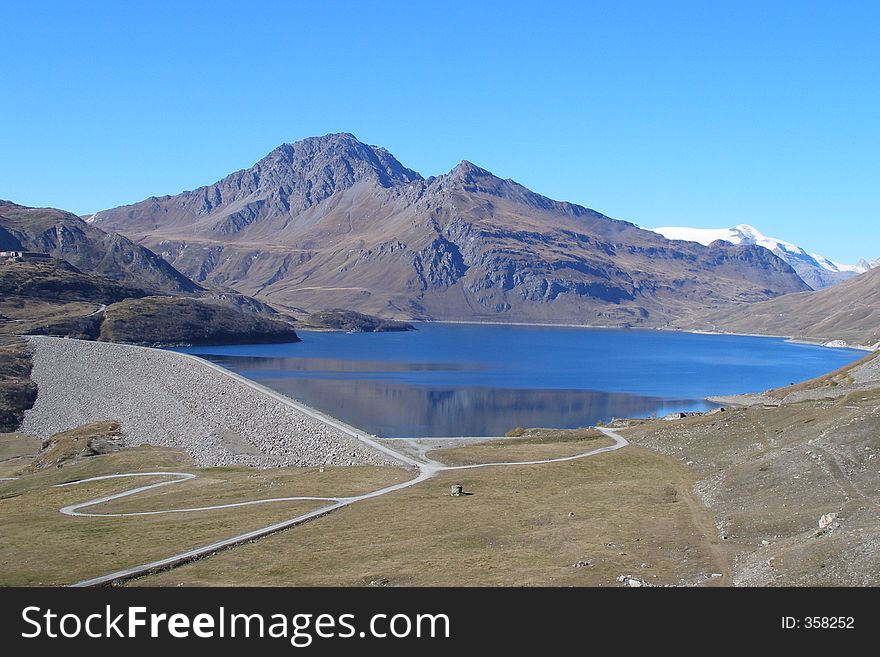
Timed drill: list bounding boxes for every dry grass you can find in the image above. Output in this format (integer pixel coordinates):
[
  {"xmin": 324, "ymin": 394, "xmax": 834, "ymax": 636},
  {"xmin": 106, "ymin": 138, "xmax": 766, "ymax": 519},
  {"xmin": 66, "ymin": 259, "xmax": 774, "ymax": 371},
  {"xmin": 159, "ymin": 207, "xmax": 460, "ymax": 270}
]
[
  {"xmin": 0, "ymin": 443, "xmax": 409, "ymax": 586},
  {"xmin": 429, "ymin": 429, "xmax": 611, "ymax": 466},
  {"xmin": 0, "ymin": 433, "xmax": 40, "ymax": 462},
  {"xmin": 24, "ymin": 420, "xmax": 123, "ymax": 472},
  {"xmin": 8, "ymin": 388, "xmax": 872, "ymax": 587},
  {"xmin": 0, "ymin": 433, "xmax": 40, "ymax": 477},
  {"xmin": 133, "ymin": 433, "xmax": 724, "ymax": 587},
  {"xmin": 0, "ymin": 298, "xmax": 99, "ymax": 328}
]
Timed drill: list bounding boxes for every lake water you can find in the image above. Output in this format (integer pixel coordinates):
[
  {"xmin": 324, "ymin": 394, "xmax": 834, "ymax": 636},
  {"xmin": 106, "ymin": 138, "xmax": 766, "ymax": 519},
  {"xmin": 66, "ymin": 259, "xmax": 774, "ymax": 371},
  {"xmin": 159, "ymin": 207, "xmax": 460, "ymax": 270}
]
[{"xmin": 176, "ymin": 323, "xmax": 864, "ymax": 438}]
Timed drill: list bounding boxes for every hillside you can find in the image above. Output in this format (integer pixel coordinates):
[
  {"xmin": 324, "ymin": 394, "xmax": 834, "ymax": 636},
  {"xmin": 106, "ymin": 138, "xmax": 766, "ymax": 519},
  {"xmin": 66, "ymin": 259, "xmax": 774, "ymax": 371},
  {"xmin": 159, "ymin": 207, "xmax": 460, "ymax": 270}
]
[
  {"xmin": 624, "ymin": 380, "xmax": 880, "ymax": 586},
  {"xmin": 91, "ymin": 133, "xmax": 809, "ymax": 326},
  {"xmin": 0, "ymin": 259, "xmax": 149, "ymax": 340},
  {"xmin": 0, "ymin": 257, "xmax": 299, "ymax": 346},
  {"xmin": 0, "ymin": 258, "xmax": 145, "ymax": 303},
  {"xmin": 99, "ymin": 296, "xmax": 300, "ymax": 346},
  {"xmin": 679, "ymin": 266, "xmax": 880, "ymax": 347},
  {"xmin": 0, "ymin": 200, "xmax": 201, "ymax": 294}
]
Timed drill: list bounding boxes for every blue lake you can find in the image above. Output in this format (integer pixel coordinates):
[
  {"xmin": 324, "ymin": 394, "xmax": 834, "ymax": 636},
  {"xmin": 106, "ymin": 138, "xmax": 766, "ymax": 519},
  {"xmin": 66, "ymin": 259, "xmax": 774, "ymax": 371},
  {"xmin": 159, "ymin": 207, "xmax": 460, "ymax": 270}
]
[{"xmin": 176, "ymin": 323, "xmax": 864, "ymax": 438}]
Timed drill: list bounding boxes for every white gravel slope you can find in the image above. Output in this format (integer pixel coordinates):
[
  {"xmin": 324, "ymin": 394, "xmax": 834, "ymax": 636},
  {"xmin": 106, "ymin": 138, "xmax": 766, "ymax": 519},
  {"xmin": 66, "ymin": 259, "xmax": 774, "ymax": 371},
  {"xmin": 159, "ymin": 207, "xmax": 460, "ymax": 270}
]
[{"xmin": 20, "ymin": 336, "xmax": 393, "ymax": 468}]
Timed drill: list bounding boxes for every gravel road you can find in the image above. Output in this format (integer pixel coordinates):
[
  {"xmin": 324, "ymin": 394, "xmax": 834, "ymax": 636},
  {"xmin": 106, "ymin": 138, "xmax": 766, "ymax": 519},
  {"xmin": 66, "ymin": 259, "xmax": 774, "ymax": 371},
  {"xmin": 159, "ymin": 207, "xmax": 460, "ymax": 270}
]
[{"xmin": 20, "ymin": 336, "xmax": 395, "ymax": 468}]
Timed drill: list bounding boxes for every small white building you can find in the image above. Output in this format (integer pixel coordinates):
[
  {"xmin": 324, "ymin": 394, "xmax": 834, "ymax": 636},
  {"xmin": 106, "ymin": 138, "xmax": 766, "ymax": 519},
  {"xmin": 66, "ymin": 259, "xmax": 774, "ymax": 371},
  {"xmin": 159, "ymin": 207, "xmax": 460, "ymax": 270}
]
[{"xmin": 0, "ymin": 251, "xmax": 51, "ymax": 261}]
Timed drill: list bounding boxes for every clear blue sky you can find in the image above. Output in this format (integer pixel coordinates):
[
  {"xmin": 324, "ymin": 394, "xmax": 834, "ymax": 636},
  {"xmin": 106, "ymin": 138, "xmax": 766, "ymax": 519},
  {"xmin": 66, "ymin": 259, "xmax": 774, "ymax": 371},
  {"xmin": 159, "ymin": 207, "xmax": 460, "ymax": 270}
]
[{"xmin": 2, "ymin": 1, "xmax": 878, "ymax": 263}]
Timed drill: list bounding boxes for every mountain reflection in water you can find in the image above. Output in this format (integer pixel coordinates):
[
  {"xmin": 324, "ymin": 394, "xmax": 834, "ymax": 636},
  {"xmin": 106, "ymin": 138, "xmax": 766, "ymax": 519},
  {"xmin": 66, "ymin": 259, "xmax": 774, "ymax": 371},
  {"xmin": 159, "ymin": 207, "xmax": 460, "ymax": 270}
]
[{"xmin": 234, "ymin": 366, "xmax": 708, "ymax": 437}]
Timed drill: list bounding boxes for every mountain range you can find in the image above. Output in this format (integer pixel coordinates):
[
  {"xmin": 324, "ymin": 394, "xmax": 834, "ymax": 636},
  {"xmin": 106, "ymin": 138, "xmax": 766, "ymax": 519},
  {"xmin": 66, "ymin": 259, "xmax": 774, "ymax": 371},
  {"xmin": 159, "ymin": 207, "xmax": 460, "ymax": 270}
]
[
  {"xmin": 648, "ymin": 224, "xmax": 877, "ymax": 290},
  {"xmin": 89, "ymin": 133, "xmax": 811, "ymax": 327}
]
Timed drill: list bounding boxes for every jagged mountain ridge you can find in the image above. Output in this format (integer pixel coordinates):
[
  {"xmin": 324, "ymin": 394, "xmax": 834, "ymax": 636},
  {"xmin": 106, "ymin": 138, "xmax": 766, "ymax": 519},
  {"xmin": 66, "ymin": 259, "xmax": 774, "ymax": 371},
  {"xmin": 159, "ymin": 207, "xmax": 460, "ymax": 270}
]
[{"xmin": 91, "ymin": 133, "xmax": 810, "ymax": 325}]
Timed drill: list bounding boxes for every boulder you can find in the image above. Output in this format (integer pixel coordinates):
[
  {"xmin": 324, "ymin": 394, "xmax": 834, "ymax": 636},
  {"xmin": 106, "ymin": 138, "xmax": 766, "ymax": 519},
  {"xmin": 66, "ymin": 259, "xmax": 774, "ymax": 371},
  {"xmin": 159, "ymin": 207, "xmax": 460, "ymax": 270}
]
[
  {"xmin": 616, "ymin": 574, "xmax": 652, "ymax": 587},
  {"xmin": 818, "ymin": 512, "xmax": 840, "ymax": 531}
]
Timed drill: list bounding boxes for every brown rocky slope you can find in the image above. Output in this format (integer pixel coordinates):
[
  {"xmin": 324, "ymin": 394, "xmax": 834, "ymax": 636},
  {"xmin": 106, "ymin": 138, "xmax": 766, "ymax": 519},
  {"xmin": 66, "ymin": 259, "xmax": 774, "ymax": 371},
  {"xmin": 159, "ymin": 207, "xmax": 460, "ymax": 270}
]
[
  {"xmin": 679, "ymin": 265, "xmax": 880, "ymax": 347},
  {"xmin": 1, "ymin": 200, "xmax": 201, "ymax": 295}
]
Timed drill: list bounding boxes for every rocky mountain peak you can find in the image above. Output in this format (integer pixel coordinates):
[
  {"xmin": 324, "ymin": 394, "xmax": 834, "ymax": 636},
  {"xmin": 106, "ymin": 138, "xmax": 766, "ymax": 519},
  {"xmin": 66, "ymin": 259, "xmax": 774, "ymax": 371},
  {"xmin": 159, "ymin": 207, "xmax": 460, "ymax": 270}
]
[
  {"xmin": 448, "ymin": 160, "xmax": 492, "ymax": 180},
  {"xmin": 259, "ymin": 133, "xmax": 422, "ymax": 190},
  {"xmin": 436, "ymin": 160, "xmax": 506, "ymax": 194},
  {"xmin": 434, "ymin": 159, "xmax": 593, "ymax": 221}
]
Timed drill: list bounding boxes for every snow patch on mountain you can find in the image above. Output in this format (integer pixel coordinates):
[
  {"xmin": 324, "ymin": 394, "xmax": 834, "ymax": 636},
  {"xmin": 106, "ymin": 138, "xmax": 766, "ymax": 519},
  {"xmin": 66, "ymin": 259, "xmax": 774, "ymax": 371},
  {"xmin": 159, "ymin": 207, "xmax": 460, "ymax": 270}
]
[{"xmin": 648, "ymin": 224, "xmax": 876, "ymax": 289}]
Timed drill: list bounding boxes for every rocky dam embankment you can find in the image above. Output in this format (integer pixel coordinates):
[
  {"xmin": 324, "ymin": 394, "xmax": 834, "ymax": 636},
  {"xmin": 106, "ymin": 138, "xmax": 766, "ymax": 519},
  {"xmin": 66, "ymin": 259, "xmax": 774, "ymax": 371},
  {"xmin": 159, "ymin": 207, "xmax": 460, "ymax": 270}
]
[{"xmin": 20, "ymin": 336, "xmax": 394, "ymax": 468}]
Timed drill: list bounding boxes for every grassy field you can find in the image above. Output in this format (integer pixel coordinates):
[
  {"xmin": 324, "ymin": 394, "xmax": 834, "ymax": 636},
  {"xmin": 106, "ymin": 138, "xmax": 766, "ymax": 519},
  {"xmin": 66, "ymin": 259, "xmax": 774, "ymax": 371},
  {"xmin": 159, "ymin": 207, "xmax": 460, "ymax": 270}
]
[
  {"xmin": 0, "ymin": 433, "xmax": 40, "ymax": 464},
  {"xmin": 134, "ymin": 431, "xmax": 724, "ymax": 587},
  {"xmin": 0, "ymin": 442, "xmax": 409, "ymax": 586},
  {"xmin": 7, "ymin": 385, "xmax": 873, "ymax": 587},
  {"xmin": 0, "ymin": 433, "xmax": 40, "ymax": 479},
  {"xmin": 428, "ymin": 428, "xmax": 612, "ymax": 466}
]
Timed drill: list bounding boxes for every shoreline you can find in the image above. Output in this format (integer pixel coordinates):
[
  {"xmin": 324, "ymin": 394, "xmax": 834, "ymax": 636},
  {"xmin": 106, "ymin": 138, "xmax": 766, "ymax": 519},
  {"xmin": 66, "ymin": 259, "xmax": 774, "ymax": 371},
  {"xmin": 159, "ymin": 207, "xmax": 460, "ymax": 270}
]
[{"xmin": 417, "ymin": 319, "xmax": 876, "ymax": 352}]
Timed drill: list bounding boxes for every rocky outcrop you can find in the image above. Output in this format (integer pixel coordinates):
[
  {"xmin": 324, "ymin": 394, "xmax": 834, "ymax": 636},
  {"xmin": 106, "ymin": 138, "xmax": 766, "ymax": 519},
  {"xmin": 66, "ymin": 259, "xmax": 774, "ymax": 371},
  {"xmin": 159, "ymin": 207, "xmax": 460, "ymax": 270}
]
[
  {"xmin": 412, "ymin": 237, "xmax": 468, "ymax": 290},
  {"xmin": 819, "ymin": 512, "xmax": 841, "ymax": 532},
  {"xmin": 301, "ymin": 310, "xmax": 413, "ymax": 332},
  {"xmin": 0, "ymin": 340, "xmax": 37, "ymax": 433}
]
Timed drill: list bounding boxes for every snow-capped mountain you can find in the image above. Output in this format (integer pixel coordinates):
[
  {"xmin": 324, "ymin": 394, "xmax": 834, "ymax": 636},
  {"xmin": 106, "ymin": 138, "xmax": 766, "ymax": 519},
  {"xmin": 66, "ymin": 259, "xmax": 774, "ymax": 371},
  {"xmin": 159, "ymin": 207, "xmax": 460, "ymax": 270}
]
[{"xmin": 648, "ymin": 224, "xmax": 876, "ymax": 289}]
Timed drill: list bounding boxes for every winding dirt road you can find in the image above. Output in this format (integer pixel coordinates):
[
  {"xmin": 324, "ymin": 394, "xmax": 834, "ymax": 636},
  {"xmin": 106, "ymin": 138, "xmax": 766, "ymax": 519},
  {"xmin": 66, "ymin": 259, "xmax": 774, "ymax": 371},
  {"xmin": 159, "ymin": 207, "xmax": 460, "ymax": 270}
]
[{"xmin": 58, "ymin": 420, "xmax": 629, "ymax": 587}]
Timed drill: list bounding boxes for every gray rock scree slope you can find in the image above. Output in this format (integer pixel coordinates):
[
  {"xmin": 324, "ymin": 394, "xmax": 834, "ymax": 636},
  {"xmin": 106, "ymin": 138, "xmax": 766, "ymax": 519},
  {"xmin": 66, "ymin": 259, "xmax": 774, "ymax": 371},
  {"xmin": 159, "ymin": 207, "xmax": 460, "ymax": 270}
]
[{"xmin": 20, "ymin": 336, "xmax": 397, "ymax": 468}]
